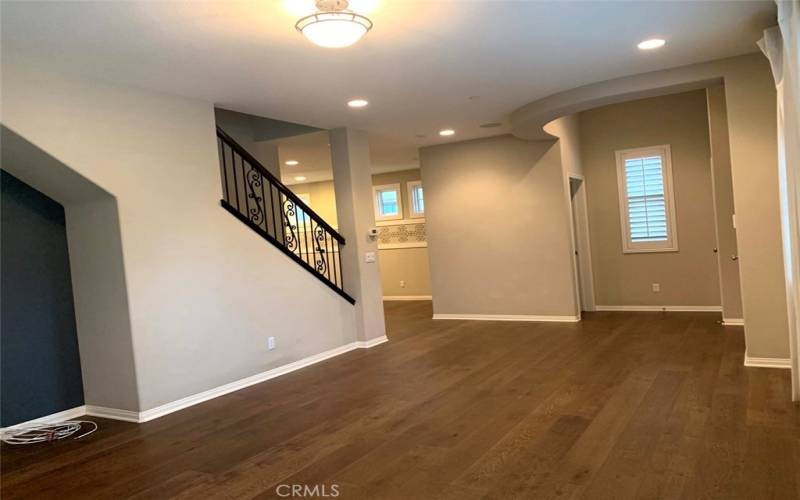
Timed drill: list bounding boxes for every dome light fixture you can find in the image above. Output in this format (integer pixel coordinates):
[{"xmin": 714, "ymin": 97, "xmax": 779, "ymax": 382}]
[{"xmin": 296, "ymin": 0, "xmax": 373, "ymax": 49}]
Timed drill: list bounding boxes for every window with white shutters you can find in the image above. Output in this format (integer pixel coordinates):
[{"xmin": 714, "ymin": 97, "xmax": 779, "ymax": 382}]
[{"xmin": 615, "ymin": 145, "xmax": 678, "ymax": 253}]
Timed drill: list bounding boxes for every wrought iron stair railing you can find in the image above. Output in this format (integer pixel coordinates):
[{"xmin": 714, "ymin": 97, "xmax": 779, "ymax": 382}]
[{"xmin": 216, "ymin": 127, "xmax": 355, "ymax": 304}]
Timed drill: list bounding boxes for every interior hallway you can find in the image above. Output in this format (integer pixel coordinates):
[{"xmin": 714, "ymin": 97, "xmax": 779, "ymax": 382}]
[{"xmin": 2, "ymin": 301, "xmax": 799, "ymax": 499}]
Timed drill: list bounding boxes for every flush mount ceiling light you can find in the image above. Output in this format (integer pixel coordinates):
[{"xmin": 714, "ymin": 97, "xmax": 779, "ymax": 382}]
[
  {"xmin": 296, "ymin": 0, "xmax": 373, "ymax": 49},
  {"xmin": 638, "ymin": 38, "xmax": 666, "ymax": 50},
  {"xmin": 439, "ymin": 129, "xmax": 455, "ymax": 137},
  {"xmin": 285, "ymin": 160, "xmax": 299, "ymax": 166},
  {"xmin": 294, "ymin": 176, "xmax": 307, "ymax": 182},
  {"xmin": 347, "ymin": 99, "xmax": 369, "ymax": 108}
]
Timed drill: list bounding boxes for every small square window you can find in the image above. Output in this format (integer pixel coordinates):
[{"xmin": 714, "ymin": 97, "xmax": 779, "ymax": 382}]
[
  {"xmin": 408, "ymin": 180, "xmax": 424, "ymax": 218},
  {"xmin": 373, "ymin": 184, "xmax": 403, "ymax": 221}
]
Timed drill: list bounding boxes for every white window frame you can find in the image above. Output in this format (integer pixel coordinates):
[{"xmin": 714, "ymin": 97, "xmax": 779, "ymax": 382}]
[
  {"xmin": 615, "ymin": 145, "xmax": 679, "ymax": 253},
  {"xmin": 407, "ymin": 180, "xmax": 425, "ymax": 219},
  {"xmin": 373, "ymin": 183, "xmax": 403, "ymax": 221}
]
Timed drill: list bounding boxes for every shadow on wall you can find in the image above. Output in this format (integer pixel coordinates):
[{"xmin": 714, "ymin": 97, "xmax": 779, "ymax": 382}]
[{"xmin": 1, "ymin": 126, "xmax": 141, "ymax": 414}]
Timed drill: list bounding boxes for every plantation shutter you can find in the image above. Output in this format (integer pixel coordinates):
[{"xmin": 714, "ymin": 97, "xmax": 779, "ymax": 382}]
[{"xmin": 624, "ymin": 155, "xmax": 668, "ymax": 242}]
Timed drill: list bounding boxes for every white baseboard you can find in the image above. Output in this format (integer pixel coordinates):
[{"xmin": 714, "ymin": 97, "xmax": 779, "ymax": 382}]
[
  {"xmin": 85, "ymin": 405, "xmax": 139, "ymax": 423},
  {"xmin": 355, "ymin": 335, "xmax": 389, "ymax": 348},
  {"xmin": 383, "ymin": 295, "xmax": 432, "ymax": 301},
  {"xmin": 744, "ymin": 351, "xmax": 792, "ymax": 369},
  {"xmin": 595, "ymin": 305, "xmax": 722, "ymax": 312},
  {"xmin": 1, "ymin": 338, "xmax": 390, "ymax": 428},
  {"xmin": 137, "ymin": 338, "xmax": 391, "ymax": 424},
  {"xmin": 722, "ymin": 318, "xmax": 744, "ymax": 326},
  {"xmin": 0, "ymin": 405, "xmax": 87, "ymax": 432},
  {"xmin": 139, "ymin": 341, "xmax": 365, "ymax": 422},
  {"xmin": 432, "ymin": 313, "xmax": 580, "ymax": 323}
]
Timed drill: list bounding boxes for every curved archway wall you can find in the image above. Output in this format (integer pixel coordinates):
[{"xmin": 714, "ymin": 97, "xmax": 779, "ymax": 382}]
[{"xmin": 533, "ymin": 53, "xmax": 790, "ymax": 363}]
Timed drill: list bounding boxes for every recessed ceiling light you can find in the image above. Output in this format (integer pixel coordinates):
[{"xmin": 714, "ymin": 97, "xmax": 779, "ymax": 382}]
[
  {"xmin": 638, "ymin": 38, "xmax": 666, "ymax": 50},
  {"xmin": 439, "ymin": 129, "xmax": 455, "ymax": 136},
  {"xmin": 479, "ymin": 122, "xmax": 502, "ymax": 128},
  {"xmin": 294, "ymin": 176, "xmax": 307, "ymax": 182},
  {"xmin": 348, "ymin": 99, "xmax": 369, "ymax": 108},
  {"xmin": 295, "ymin": 0, "xmax": 373, "ymax": 49},
  {"xmin": 285, "ymin": 160, "xmax": 299, "ymax": 166},
  {"xmin": 415, "ymin": 134, "xmax": 426, "ymax": 139}
]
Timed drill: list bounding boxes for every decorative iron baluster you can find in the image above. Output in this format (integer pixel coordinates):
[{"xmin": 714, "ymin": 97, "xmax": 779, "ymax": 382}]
[
  {"xmin": 216, "ymin": 127, "xmax": 354, "ymax": 304},
  {"xmin": 282, "ymin": 195, "xmax": 299, "ymax": 253},
  {"xmin": 315, "ymin": 224, "xmax": 328, "ymax": 276},
  {"xmin": 245, "ymin": 164, "xmax": 266, "ymax": 227}
]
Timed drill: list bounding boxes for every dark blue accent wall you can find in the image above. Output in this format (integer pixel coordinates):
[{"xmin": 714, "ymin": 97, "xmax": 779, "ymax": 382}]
[{"xmin": 1, "ymin": 170, "xmax": 84, "ymax": 426}]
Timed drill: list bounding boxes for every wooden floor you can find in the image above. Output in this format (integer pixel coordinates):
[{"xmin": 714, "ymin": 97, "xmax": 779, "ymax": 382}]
[{"xmin": 3, "ymin": 301, "xmax": 799, "ymax": 499}]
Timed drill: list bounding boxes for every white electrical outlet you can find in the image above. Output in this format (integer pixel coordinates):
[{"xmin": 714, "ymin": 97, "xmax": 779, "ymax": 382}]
[
  {"xmin": 268, "ymin": 337, "xmax": 276, "ymax": 350},
  {"xmin": 400, "ymin": 280, "xmax": 406, "ymax": 288},
  {"xmin": 652, "ymin": 283, "xmax": 661, "ymax": 292}
]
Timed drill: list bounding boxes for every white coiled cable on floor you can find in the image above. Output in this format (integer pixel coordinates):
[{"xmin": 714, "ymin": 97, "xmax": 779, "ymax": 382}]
[{"xmin": 1, "ymin": 420, "xmax": 98, "ymax": 445}]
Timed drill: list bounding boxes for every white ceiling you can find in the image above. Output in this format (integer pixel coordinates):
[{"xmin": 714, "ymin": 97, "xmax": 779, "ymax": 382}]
[{"xmin": 1, "ymin": 1, "xmax": 776, "ymax": 171}]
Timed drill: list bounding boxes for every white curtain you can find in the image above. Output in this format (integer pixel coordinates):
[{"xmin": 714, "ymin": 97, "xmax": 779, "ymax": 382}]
[{"xmin": 758, "ymin": 0, "xmax": 800, "ymax": 401}]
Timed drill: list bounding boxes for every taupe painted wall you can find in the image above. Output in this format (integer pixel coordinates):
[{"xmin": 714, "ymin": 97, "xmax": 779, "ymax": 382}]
[
  {"xmin": 378, "ymin": 247, "xmax": 432, "ymax": 297},
  {"xmin": 2, "ymin": 58, "xmax": 358, "ymax": 411},
  {"xmin": 329, "ymin": 128, "xmax": 386, "ymax": 343},
  {"xmin": 420, "ymin": 135, "xmax": 578, "ymax": 318},
  {"xmin": 545, "ymin": 114, "xmax": 595, "ymax": 312},
  {"xmin": 706, "ymin": 85, "xmax": 744, "ymax": 321},
  {"xmin": 579, "ymin": 90, "xmax": 721, "ymax": 307},
  {"xmin": 723, "ymin": 55, "xmax": 789, "ymax": 359},
  {"xmin": 291, "ymin": 169, "xmax": 432, "ymax": 297}
]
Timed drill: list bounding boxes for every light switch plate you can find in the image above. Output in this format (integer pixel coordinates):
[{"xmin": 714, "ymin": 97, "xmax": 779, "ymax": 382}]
[{"xmin": 365, "ymin": 252, "xmax": 376, "ymax": 263}]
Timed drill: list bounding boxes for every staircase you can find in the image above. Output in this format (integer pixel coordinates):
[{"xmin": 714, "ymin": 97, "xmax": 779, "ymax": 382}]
[{"xmin": 216, "ymin": 127, "xmax": 355, "ymax": 304}]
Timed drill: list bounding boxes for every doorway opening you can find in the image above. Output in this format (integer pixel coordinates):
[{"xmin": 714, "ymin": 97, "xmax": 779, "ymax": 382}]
[{"xmin": 569, "ymin": 175, "xmax": 596, "ymax": 313}]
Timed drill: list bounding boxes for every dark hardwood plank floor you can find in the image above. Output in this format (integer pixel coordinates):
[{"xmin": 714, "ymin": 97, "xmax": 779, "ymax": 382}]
[{"xmin": 2, "ymin": 301, "xmax": 799, "ymax": 499}]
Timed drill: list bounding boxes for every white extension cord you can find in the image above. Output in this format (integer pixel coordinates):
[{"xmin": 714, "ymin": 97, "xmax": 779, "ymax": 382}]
[{"xmin": 1, "ymin": 420, "xmax": 98, "ymax": 445}]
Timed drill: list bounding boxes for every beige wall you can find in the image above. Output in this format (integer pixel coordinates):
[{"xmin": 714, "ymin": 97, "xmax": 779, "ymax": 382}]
[
  {"xmin": 372, "ymin": 169, "xmax": 431, "ymax": 297},
  {"xmin": 1, "ymin": 58, "xmax": 358, "ymax": 411},
  {"xmin": 329, "ymin": 128, "xmax": 386, "ymax": 343},
  {"xmin": 545, "ymin": 114, "xmax": 594, "ymax": 312},
  {"xmin": 378, "ymin": 247, "xmax": 432, "ymax": 297},
  {"xmin": 420, "ymin": 134, "xmax": 578, "ymax": 318},
  {"xmin": 723, "ymin": 55, "xmax": 789, "ymax": 359},
  {"xmin": 706, "ymin": 85, "xmax": 744, "ymax": 321},
  {"xmin": 291, "ymin": 169, "xmax": 432, "ymax": 298},
  {"xmin": 579, "ymin": 90, "xmax": 720, "ymax": 307},
  {"xmin": 291, "ymin": 180, "xmax": 339, "ymax": 228}
]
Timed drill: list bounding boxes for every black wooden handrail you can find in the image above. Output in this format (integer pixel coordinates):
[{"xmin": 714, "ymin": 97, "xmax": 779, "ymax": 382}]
[
  {"xmin": 216, "ymin": 127, "xmax": 354, "ymax": 304},
  {"xmin": 216, "ymin": 127, "xmax": 344, "ymax": 243}
]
